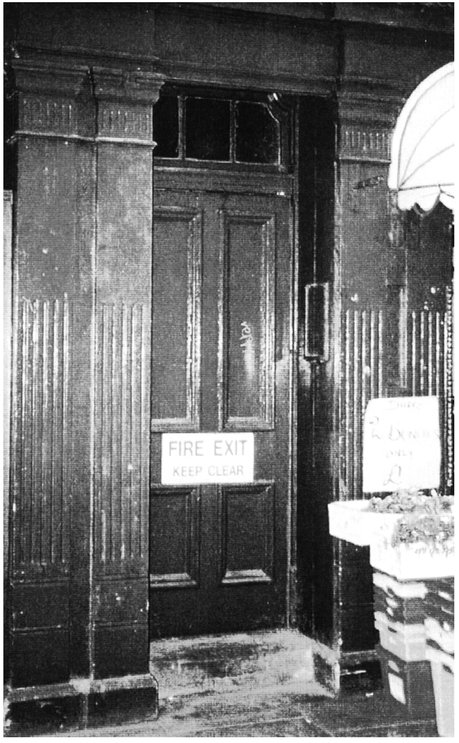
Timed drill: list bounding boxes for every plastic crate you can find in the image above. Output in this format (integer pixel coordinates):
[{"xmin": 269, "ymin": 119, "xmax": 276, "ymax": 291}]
[
  {"xmin": 373, "ymin": 570, "xmax": 429, "ymax": 599},
  {"xmin": 426, "ymin": 644, "xmax": 455, "ymax": 737},
  {"xmin": 375, "ymin": 612, "xmax": 426, "ymax": 661},
  {"xmin": 376, "ymin": 645, "xmax": 436, "ymax": 718},
  {"xmin": 430, "ymin": 577, "xmax": 454, "ymax": 597},
  {"xmin": 425, "ymin": 617, "xmax": 454, "ymax": 655},
  {"xmin": 374, "ymin": 586, "xmax": 426, "ymax": 623},
  {"xmin": 424, "ymin": 592, "xmax": 455, "ymax": 630}
]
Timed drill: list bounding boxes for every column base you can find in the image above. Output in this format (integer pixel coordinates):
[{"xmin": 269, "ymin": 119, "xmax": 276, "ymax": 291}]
[
  {"xmin": 339, "ymin": 650, "xmax": 383, "ymax": 694},
  {"xmin": 312, "ymin": 648, "xmax": 382, "ymax": 695},
  {"xmin": 4, "ymin": 674, "xmax": 159, "ymax": 736}
]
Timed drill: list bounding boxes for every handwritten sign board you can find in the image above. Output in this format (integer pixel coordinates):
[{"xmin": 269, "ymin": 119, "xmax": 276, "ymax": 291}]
[
  {"xmin": 162, "ymin": 433, "xmax": 254, "ymax": 485},
  {"xmin": 363, "ymin": 396, "xmax": 441, "ymax": 493}
]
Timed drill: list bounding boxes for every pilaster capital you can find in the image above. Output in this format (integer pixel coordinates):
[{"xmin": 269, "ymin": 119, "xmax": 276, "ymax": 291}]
[
  {"xmin": 9, "ymin": 53, "xmax": 93, "ymax": 138},
  {"xmin": 92, "ymin": 66, "xmax": 165, "ymax": 144},
  {"xmin": 336, "ymin": 88, "xmax": 404, "ymax": 164}
]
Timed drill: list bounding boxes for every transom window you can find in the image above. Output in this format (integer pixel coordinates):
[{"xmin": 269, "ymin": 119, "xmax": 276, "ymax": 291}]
[{"xmin": 154, "ymin": 89, "xmax": 291, "ymax": 167}]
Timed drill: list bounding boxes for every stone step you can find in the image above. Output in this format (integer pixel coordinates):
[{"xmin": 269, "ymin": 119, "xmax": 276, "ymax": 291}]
[{"xmin": 149, "ymin": 629, "xmax": 317, "ymax": 699}]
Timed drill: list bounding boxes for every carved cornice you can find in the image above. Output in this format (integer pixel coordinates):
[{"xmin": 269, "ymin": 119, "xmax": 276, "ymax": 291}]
[
  {"xmin": 92, "ymin": 67, "xmax": 165, "ymax": 105},
  {"xmin": 11, "ymin": 57, "xmax": 90, "ymax": 98}
]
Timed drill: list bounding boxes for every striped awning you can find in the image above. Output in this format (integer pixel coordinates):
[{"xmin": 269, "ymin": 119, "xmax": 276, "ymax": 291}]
[{"xmin": 388, "ymin": 62, "xmax": 454, "ymax": 213}]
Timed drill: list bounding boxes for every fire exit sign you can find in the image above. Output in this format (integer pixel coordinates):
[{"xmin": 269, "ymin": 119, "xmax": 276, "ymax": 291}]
[{"xmin": 161, "ymin": 433, "xmax": 254, "ymax": 485}]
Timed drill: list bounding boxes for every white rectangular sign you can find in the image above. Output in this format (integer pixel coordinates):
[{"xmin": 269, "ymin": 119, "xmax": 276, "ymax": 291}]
[
  {"xmin": 162, "ymin": 432, "xmax": 254, "ymax": 485},
  {"xmin": 363, "ymin": 396, "xmax": 441, "ymax": 493}
]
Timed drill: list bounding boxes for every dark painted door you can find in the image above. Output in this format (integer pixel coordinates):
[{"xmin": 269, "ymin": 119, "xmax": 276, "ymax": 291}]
[{"xmin": 149, "ymin": 168, "xmax": 293, "ymax": 638}]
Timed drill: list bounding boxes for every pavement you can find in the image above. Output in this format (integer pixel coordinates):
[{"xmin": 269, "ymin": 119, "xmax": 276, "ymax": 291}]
[
  {"xmin": 5, "ymin": 630, "xmax": 443, "ymax": 737},
  {"xmin": 7, "ymin": 681, "xmax": 439, "ymax": 738}
]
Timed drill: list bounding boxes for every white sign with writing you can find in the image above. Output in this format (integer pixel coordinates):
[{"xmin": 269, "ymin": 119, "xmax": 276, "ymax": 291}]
[
  {"xmin": 363, "ymin": 396, "xmax": 441, "ymax": 493},
  {"xmin": 162, "ymin": 433, "xmax": 254, "ymax": 485}
]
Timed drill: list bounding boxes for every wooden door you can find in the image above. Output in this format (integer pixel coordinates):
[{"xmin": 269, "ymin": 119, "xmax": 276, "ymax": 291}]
[{"xmin": 149, "ymin": 170, "xmax": 293, "ymax": 638}]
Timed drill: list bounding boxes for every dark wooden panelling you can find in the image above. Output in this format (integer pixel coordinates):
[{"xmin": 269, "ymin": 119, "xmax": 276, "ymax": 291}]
[
  {"xmin": 10, "ymin": 55, "xmax": 96, "ymax": 684},
  {"xmin": 15, "ymin": 139, "xmax": 85, "ymax": 298},
  {"xmin": 334, "ymin": 109, "xmax": 453, "ymax": 659},
  {"xmin": 93, "ymin": 625, "xmax": 149, "ymax": 680},
  {"xmin": 96, "ymin": 147, "xmax": 153, "ymax": 303},
  {"xmin": 336, "ymin": 543, "xmax": 373, "ymax": 607},
  {"xmin": 407, "ymin": 307, "xmax": 452, "ymax": 490},
  {"xmin": 154, "ymin": 167, "xmax": 293, "ymax": 196},
  {"xmin": 4, "ymin": 193, "xmax": 13, "ymax": 585},
  {"xmin": 149, "ymin": 488, "xmax": 200, "ymax": 589},
  {"xmin": 10, "ymin": 628, "xmax": 70, "ymax": 687},
  {"xmin": 341, "ymin": 603, "xmax": 378, "ymax": 653},
  {"xmin": 9, "ymin": 578, "xmax": 70, "ymax": 687},
  {"xmin": 94, "ymin": 578, "xmax": 148, "ymax": 624},
  {"xmin": 151, "ymin": 208, "xmax": 202, "ymax": 431},
  {"xmin": 341, "ymin": 309, "xmax": 384, "ymax": 500},
  {"xmin": 339, "ymin": 162, "xmax": 392, "ymax": 307},
  {"xmin": 220, "ymin": 484, "xmax": 274, "ymax": 585},
  {"xmin": 10, "ymin": 581, "xmax": 69, "ymax": 629},
  {"xmin": 94, "ymin": 302, "xmax": 150, "ymax": 572},
  {"xmin": 11, "ymin": 298, "xmax": 71, "ymax": 575},
  {"xmin": 220, "ymin": 212, "xmax": 275, "ymax": 430},
  {"xmin": 90, "ymin": 64, "xmax": 162, "ymax": 680},
  {"xmin": 443, "ymin": 289, "xmax": 453, "ymax": 491},
  {"xmin": 408, "ymin": 310, "xmax": 447, "ymax": 396},
  {"xmin": 153, "ymin": 4, "xmax": 336, "ymax": 93}
]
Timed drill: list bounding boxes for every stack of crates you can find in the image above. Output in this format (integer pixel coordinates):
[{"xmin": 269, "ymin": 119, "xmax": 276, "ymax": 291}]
[
  {"xmin": 373, "ymin": 570, "xmax": 436, "ymax": 718},
  {"xmin": 424, "ymin": 578, "xmax": 454, "ymax": 737}
]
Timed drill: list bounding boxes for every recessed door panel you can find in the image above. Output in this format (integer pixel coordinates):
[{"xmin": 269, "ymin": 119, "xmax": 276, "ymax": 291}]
[
  {"xmin": 220, "ymin": 483, "xmax": 274, "ymax": 585},
  {"xmin": 220, "ymin": 212, "xmax": 275, "ymax": 430},
  {"xmin": 150, "ymin": 172, "xmax": 292, "ymax": 637},
  {"xmin": 149, "ymin": 487, "xmax": 200, "ymax": 588},
  {"xmin": 151, "ymin": 207, "xmax": 201, "ymax": 431}
]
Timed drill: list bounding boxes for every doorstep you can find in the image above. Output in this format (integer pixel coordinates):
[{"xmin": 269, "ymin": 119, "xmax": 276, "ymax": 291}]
[{"xmin": 149, "ymin": 628, "xmax": 318, "ymax": 698}]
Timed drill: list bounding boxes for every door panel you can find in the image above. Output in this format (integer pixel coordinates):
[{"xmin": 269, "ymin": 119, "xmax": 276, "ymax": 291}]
[
  {"xmin": 151, "ymin": 207, "xmax": 202, "ymax": 431},
  {"xmin": 149, "ymin": 174, "xmax": 292, "ymax": 638},
  {"xmin": 220, "ymin": 483, "xmax": 275, "ymax": 585},
  {"xmin": 220, "ymin": 211, "xmax": 275, "ymax": 430},
  {"xmin": 149, "ymin": 486, "xmax": 200, "ymax": 589}
]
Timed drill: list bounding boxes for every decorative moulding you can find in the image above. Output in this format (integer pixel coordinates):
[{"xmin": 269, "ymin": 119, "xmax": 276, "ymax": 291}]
[
  {"xmin": 92, "ymin": 66, "xmax": 165, "ymax": 105},
  {"xmin": 339, "ymin": 125, "xmax": 391, "ymax": 163},
  {"xmin": 10, "ymin": 56, "xmax": 90, "ymax": 98}
]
